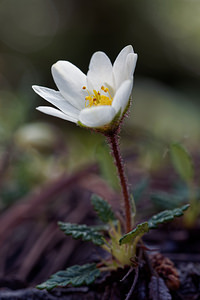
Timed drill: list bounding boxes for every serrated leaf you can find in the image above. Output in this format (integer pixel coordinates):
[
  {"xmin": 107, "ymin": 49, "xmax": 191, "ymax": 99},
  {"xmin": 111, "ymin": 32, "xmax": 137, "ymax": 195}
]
[
  {"xmin": 37, "ymin": 263, "xmax": 100, "ymax": 291},
  {"xmin": 148, "ymin": 204, "xmax": 190, "ymax": 229},
  {"xmin": 170, "ymin": 143, "xmax": 194, "ymax": 183},
  {"xmin": 119, "ymin": 222, "xmax": 149, "ymax": 245},
  {"xmin": 91, "ymin": 194, "xmax": 115, "ymax": 223},
  {"xmin": 149, "ymin": 276, "xmax": 171, "ymax": 300},
  {"xmin": 58, "ymin": 222, "xmax": 104, "ymax": 246}
]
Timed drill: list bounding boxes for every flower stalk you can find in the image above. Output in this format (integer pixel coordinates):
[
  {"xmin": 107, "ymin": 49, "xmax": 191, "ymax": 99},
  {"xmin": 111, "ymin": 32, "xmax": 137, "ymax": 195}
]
[{"xmin": 106, "ymin": 133, "xmax": 133, "ymax": 233}]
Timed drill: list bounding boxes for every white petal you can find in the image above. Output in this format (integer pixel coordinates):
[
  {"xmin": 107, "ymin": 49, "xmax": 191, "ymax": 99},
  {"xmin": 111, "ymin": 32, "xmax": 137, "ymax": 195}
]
[
  {"xmin": 32, "ymin": 85, "xmax": 80, "ymax": 118},
  {"xmin": 87, "ymin": 51, "xmax": 113, "ymax": 92},
  {"xmin": 112, "ymin": 80, "xmax": 133, "ymax": 115},
  {"xmin": 113, "ymin": 45, "xmax": 134, "ymax": 88},
  {"xmin": 79, "ymin": 106, "xmax": 116, "ymax": 128},
  {"xmin": 52, "ymin": 61, "xmax": 86, "ymax": 110},
  {"xmin": 36, "ymin": 106, "xmax": 78, "ymax": 123},
  {"xmin": 126, "ymin": 53, "xmax": 138, "ymax": 79}
]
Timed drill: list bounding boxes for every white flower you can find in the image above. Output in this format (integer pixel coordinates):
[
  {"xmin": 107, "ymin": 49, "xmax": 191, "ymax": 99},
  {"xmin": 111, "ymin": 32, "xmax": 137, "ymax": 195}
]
[{"xmin": 33, "ymin": 45, "xmax": 137, "ymax": 132}]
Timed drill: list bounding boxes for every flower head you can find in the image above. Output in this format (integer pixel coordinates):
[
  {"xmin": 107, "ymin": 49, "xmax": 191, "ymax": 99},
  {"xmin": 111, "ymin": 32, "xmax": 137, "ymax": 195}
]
[{"xmin": 33, "ymin": 45, "xmax": 137, "ymax": 133}]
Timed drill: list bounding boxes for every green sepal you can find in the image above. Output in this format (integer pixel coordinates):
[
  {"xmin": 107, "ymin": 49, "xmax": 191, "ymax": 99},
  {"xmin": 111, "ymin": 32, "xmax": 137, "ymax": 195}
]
[
  {"xmin": 148, "ymin": 204, "xmax": 190, "ymax": 229},
  {"xmin": 77, "ymin": 120, "xmax": 88, "ymax": 128},
  {"xmin": 170, "ymin": 143, "xmax": 194, "ymax": 182},
  {"xmin": 91, "ymin": 194, "xmax": 116, "ymax": 223},
  {"xmin": 58, "ymin": 222, "xmax": 104, "ymax": 246},
  {"xmin": 119, "ymin": 222, "xmax": 149, "ymax": 245},
  {"xmin": 37, "ymin": 263, "xmax": 100, "ymax": 290},
  {"xmin": 109, "ymin": 108, "xmax": 122, "ymax": 130},
  {"xmin": 122, "ymin": 97, "xmax": 131, "ymax": 116}
]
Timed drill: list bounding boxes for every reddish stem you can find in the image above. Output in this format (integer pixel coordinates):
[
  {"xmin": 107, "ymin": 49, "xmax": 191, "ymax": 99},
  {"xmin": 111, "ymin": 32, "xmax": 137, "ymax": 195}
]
[{"xmin": 107, "ymin": 133, "xmax": 132, "ymax": 233}]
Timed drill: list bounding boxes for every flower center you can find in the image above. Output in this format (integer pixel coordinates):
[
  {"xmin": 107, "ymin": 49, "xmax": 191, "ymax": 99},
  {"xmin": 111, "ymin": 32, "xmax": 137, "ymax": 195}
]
[{"xmin": 82, "ymin": 86, "xmax": 113, "ymax": 108}]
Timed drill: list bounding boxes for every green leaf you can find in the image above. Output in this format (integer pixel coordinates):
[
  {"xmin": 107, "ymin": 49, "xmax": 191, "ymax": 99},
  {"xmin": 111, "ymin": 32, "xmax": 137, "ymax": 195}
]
[
  {"xmin": 148, "ymin": 204, "xmax": 190, "ymax": 229},
  {"xmin": 58, "ymin": 222, "xmax": 104, "ymax": 246},
  {"xmin": 119, "ymin": 205, "xmax": 190, "ymax": 246},
  {"xmin": 37, "ymin": 263, "xmax": 100, "ymax": 290},
  {"xmin": 91, "ymin": 194, "xmax": 115, "ymax": 223},
  {"xmin": 119, "ymin": 222, "xmax": 149, "ymax": 245},
  {"xmin": 170, "ymin": 143, "xmax": 194, "ymax": 182}
]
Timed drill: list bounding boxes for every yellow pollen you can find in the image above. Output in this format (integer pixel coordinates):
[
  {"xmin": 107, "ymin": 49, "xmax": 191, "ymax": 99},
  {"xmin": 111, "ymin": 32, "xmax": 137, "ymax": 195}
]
[
  {"xmin": 101, "ymin": 86, "xmax": 109, "ymax": 93},
  {"xmin": 83, "ymin": 86, "xmax": 113, "ymax": 108}
]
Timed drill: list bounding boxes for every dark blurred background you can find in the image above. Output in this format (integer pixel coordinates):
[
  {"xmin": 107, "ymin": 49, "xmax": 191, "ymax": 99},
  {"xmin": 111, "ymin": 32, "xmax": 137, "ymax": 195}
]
[
  {"xmin": 0, "ymin": 0, "xmax": 200, "ymax": 202},
  {"xmin": 0, "ymin": 1, "xmax": 200, "ymax": 287}
]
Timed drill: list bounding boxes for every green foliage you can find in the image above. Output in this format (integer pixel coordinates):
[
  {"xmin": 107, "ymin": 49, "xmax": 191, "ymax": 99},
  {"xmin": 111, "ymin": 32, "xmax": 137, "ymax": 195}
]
[
  {"xmin": 148, "ymin": 204, "xmax": 190, "ymax": 229},
  {"xmin": 37, "ymin": 263, "xmax": 100, "ymax": 290},
  {"xmin": 119, "ymin": 204, "xmax": 189, "ymax": 245},
  {"xmin": 119, "ymin": 222, "xmax": 149, "ymax": 245},
  {"xmin": 170, "ymin": 143, "xmax": 194, "ymax": 182},
  {"xmin": 58, "ymin": 222, "xmax": 104, "ymax": 246},
  {"xmin": 91, "ymin": 194, "xmax": 115, "ymax": 223}
]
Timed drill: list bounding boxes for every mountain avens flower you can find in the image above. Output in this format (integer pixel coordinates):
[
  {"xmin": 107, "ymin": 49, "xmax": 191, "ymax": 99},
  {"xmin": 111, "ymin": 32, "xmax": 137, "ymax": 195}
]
[{"xmin": 33, "ymin": 45, "xmax": 137, "ymax": 132}]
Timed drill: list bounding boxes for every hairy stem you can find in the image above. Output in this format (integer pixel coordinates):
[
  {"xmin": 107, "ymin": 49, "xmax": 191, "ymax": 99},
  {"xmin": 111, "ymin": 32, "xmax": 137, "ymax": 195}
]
[{"xmin": 107, "ymin": 133, "xmax": 132, "ymax": 233}]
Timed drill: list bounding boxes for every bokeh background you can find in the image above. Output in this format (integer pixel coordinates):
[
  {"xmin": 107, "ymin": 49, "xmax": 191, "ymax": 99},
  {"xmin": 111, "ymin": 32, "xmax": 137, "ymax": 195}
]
[
  {"xmin": 0, "ymin": 0, "xmax": 200, "ymax": 205},
  {"xmin": 0, "ymin": 0, "xmax": 200, "ymax": 287}
]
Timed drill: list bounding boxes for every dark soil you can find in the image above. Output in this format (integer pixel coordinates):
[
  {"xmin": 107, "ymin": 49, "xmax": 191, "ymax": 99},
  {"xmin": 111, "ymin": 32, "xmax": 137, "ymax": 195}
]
[
  {"xmin": 0, "ymin": 164, "xmax": 199, "ymax": 299},
  {"xmin": 0, "ymin": 261, "xmax": 200, "ymax": 299}
]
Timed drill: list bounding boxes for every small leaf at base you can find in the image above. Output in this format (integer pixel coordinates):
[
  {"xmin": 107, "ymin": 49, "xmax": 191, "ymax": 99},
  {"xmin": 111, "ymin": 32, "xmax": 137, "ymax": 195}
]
[
  {"xmin": 119, "ymin": 205, "xmax": 189, "ymax": 245},
  {"xmin": 91, "ymin": 194, "xmax": 115, "ymax": 223},
  {"xmin": 58, "ymin": 222, "xmax": 104, "ymax": 245},
  {"xmin": 37, "ymin": 263, "xmax": 100, "ymax": 291},
  {"xmin": 119, "ymin": 222, "xmax": 149, "ymax": 245},
  {"xmin": 148, "ymin": 204, "xmax": 190, "ymax": 229}
]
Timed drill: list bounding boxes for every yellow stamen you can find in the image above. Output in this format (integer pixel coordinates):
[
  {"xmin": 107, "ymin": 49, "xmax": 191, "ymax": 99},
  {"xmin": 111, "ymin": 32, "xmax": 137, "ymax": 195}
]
[{"xmin": 83, "ymin": 86, "xmax": 113, "ymax": 108}]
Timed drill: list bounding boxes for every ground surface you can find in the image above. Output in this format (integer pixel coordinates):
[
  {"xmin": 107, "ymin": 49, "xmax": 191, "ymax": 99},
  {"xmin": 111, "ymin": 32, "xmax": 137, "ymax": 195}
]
[{"xmin": 0, "ymin": 164, "xmax": 199, "ymax": 299}]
